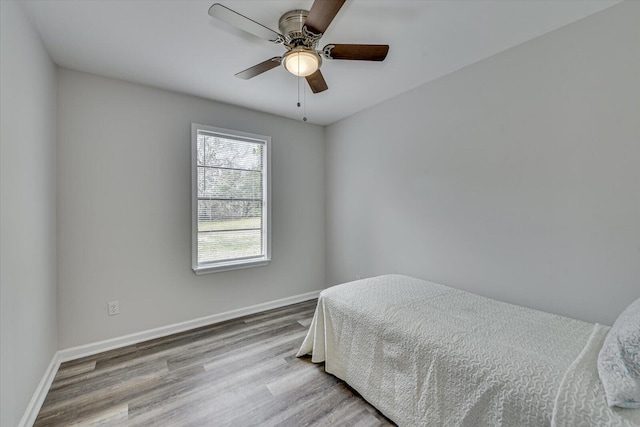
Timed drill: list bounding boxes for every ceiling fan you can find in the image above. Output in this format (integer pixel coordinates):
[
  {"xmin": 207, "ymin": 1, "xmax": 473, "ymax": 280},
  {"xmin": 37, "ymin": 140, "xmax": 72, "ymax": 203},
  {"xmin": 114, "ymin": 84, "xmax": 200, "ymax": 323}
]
[{"xmin": 208, "ymin": 0, "xmax": 389, "ymax": 94}]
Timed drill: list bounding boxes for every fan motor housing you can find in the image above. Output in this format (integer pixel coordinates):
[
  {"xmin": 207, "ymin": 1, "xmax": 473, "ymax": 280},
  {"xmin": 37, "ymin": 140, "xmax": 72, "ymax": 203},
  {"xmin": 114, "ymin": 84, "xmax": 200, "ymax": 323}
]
[{"xmin": 279, "ymin": 10, "xmax": 317, "ymax": 48}]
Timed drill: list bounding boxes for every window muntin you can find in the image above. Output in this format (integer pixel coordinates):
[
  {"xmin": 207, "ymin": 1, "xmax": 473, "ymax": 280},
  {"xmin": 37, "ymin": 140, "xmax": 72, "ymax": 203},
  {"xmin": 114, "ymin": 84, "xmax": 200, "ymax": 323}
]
[{"xmin": 191, "ymin": 124, "xmax": 270, "ymax": 274}]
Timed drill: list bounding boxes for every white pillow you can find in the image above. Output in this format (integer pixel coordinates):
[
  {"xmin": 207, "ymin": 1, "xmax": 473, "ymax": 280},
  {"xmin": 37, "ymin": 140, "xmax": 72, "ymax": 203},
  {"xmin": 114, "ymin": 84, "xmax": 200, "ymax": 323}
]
[{"xmin": 597, "ymin": 297, "xmax": 640, "ymax": 409}]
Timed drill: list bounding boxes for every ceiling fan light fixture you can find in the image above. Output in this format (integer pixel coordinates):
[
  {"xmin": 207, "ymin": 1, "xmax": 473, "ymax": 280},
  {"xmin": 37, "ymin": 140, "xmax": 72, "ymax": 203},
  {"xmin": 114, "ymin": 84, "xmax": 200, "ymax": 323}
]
[
  {"xmin": 209, "ymin": 1, "xmax": 390, "ymax": 95},
  {"xmin": 283, "ymin": 48, "xmax": 321, "ymax": 77}
]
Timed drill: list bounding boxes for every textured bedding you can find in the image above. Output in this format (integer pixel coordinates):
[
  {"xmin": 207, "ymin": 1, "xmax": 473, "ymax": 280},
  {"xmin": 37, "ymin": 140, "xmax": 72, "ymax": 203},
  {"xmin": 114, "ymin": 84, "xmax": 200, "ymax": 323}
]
[
  {"xmin": 297, "ymin": 275, "xmax": 602, "ymax": 426},
  {"xmin": 552, "ymin": 324, "xmax": 640, "ymax": 426}
]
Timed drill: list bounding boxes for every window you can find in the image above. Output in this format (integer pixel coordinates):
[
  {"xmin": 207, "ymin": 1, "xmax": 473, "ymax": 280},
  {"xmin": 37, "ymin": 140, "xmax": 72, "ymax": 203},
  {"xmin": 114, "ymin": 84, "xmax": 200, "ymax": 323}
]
[{"xmin": 191, "ymin": 124, "xmax": 271, "ymax": 274}]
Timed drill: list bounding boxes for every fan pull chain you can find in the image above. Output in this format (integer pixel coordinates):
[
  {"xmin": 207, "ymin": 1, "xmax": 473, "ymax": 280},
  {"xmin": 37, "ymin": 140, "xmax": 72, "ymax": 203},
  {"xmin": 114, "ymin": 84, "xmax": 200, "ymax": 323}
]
[
  {"xmin": 292, "ymin": 53, "xmax": 306, "ymax": 122},
  {"xmin": 296, "ymin": 54, "xmax": 301, "ymax": 108},
  {"xmin": 303, "ymin": 81, "xmax": 307, "ymax": 122},
  {"xmin": 296, "ymin": 77, "xmax": 307, "ymax": 122}
]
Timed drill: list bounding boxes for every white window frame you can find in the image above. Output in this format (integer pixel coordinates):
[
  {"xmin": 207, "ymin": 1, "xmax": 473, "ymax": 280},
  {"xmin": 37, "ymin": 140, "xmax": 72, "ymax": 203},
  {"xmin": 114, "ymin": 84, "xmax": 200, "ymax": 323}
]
[{"xmin": 191, "ymin": 123, "xmax": 271, "ymax": 275}]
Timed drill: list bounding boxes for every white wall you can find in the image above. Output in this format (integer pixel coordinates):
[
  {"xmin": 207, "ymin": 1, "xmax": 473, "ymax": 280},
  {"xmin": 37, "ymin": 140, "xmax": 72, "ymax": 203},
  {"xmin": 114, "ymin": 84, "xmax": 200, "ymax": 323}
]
[
  {"xmin": 325, "ymin": 1, "xmax": 640, "ymax": 326},
  {"xmin": 57, "ymin": 69, "xmax": 325, "ymax": 348},
  {"xmin": 0, "ymin": 2, "xmax": 58, "ymax": 426}
]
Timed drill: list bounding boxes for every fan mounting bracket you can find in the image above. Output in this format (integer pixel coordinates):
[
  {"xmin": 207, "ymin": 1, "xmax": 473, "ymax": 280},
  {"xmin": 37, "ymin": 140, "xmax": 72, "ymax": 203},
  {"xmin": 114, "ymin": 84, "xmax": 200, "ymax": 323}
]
[
  {"xmin": 279, "ymin": 10, "xmax": 320, "ymax": 50},
  {"xmin": 322, "ymin": 44, "xmax": 336, "ymax": 59},
  {"xmin": 302, "ymin": 26, "xmax": 323, "ymax": 43}
]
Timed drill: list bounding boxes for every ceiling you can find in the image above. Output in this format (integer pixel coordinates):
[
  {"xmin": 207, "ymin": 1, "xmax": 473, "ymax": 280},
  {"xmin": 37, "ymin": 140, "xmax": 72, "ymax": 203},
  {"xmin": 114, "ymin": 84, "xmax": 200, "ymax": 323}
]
[{"xmin": 23, "ymin": 0, "xmax": 620, "ymax": 126}]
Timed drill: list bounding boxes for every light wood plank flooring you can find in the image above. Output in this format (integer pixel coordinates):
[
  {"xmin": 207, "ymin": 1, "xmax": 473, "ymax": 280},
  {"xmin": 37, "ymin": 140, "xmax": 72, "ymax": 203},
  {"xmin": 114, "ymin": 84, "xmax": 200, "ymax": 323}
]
[{"xmin": 35, "ymin": 300, "xmax": 394, "ymax": 426}]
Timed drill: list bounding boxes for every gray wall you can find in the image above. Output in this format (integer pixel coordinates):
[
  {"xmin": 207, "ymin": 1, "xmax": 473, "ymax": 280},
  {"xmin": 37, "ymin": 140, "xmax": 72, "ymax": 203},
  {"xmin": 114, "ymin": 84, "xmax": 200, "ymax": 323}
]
[
  {"xmin": 0, "ymin": 2, "xmax": 59, "ymax": 426},
  {"xmin": 57, "ymin": 69, "xmax": 325, "ymax": 348},
  {"xmin": 325, "ymin": 1, "xmax": 640, "ymax": 326}
]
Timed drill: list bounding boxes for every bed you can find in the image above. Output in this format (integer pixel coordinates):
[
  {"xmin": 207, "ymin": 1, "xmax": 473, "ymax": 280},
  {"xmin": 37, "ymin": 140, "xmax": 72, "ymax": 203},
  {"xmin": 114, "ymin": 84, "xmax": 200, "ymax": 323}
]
[{"xmin": 297, "ymin": 275, "xmax": 640, "ymax": 426}]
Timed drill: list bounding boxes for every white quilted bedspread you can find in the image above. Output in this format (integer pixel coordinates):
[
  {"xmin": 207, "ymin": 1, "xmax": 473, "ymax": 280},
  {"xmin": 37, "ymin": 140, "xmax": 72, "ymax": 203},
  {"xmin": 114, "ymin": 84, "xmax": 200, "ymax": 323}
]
[
  {"xmin": 552, "ymin": 324, "xmax": 640, "ymax": 427},
  {"xmin": 297, "ymin": 275, "xmax": 597, "ymax": 426}
]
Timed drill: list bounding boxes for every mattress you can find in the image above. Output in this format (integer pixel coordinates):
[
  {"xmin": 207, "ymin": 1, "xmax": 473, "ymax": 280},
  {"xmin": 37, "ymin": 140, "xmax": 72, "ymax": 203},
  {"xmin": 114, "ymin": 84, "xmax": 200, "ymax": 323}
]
[{"xmin": 297, "ymin": 275, "xmax": 637, "ymax": 426}]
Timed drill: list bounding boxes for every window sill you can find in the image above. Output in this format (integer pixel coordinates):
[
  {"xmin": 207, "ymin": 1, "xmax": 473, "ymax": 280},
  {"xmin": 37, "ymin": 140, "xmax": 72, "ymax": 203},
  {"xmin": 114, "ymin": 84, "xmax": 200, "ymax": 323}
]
[{"xmin": 192, "ymin": 258, "xmax": 270, "ymax": 275}]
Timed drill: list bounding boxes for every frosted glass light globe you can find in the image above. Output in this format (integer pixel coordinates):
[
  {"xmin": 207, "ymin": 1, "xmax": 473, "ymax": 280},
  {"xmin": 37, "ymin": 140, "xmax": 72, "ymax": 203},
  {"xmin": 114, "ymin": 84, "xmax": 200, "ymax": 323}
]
[{"xmin": 283, "ymin": 49, "xmax": 321, "ymax": 77}]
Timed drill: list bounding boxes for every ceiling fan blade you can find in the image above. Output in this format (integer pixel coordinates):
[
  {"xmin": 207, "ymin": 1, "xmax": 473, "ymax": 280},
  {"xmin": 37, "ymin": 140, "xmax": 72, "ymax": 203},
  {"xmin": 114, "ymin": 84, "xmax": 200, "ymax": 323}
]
[
  {"xmin": 304, "ymin": 0, "xmax": 346, "ymax": 36},
  {"xmin": 235, "ymin": 57, "xmax": 282, "ymax": 80},
  {"xmin": 323, "ymin": 44, "xmax": 389, "ymax": 61},
  {"xmin": 208, "ymin": 3, "xmax": 283, "ymax": 43},
  {"xmin": 306, "ymin": 70, "xmax": 328, "ymax": 94}
]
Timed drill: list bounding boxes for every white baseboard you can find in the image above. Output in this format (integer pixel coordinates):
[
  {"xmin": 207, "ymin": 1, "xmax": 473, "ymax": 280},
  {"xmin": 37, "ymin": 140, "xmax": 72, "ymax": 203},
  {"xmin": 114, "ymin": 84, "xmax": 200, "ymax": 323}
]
[
  {"xmin": 19, "ymin": 352, "xmax": 61, "ymax": 427},
  {"xmin": 18, "ymin": 290, "xmax": 321, "ymax": 426},
  {"xmin": 58, "ymin": 289, "xmax": 321, "ymax": 363}
]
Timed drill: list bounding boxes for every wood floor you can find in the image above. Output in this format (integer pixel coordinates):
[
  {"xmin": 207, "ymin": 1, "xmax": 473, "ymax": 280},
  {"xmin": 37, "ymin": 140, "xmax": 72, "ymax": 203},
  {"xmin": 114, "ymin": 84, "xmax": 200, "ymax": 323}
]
[{"xmin": 35, "ymin": 300, "xmax": 394, "ymax": 426}]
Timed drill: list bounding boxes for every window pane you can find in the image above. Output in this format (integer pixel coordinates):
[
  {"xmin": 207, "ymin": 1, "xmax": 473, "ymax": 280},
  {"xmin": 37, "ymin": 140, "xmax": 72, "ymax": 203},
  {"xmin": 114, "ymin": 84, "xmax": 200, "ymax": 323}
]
[
  {"xmin": 201, "ymin": 135, "xmax": 263, "ymax": 171},
  {"xmin": 198, "ymin": 229, "xmax": 263, "ymax": 263},
  {"xmin": 198, "ymin": 200, "xmax": 262, "ymax": 228},
  {"xmin": 197, "ymin": 134, "xmax": 205, "ymax": 166},
  {"xmin": 198, "ymin": 167, "xmax": 262, "ymax": 200}
]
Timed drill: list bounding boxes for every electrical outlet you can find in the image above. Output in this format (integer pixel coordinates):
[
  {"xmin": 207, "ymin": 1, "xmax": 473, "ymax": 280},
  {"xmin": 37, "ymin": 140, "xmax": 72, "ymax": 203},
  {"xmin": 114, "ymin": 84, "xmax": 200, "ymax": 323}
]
[{"xmin": 108, "ymin": 301, "xmax": 119, "ymax": 316}]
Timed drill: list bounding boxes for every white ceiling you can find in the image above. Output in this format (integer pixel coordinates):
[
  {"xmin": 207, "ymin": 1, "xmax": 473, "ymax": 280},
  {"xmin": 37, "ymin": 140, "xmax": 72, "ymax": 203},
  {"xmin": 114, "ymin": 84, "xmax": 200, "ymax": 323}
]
[{"xmin": 23, "ymin": 0, "xmax": 620, "ymax": 126}]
